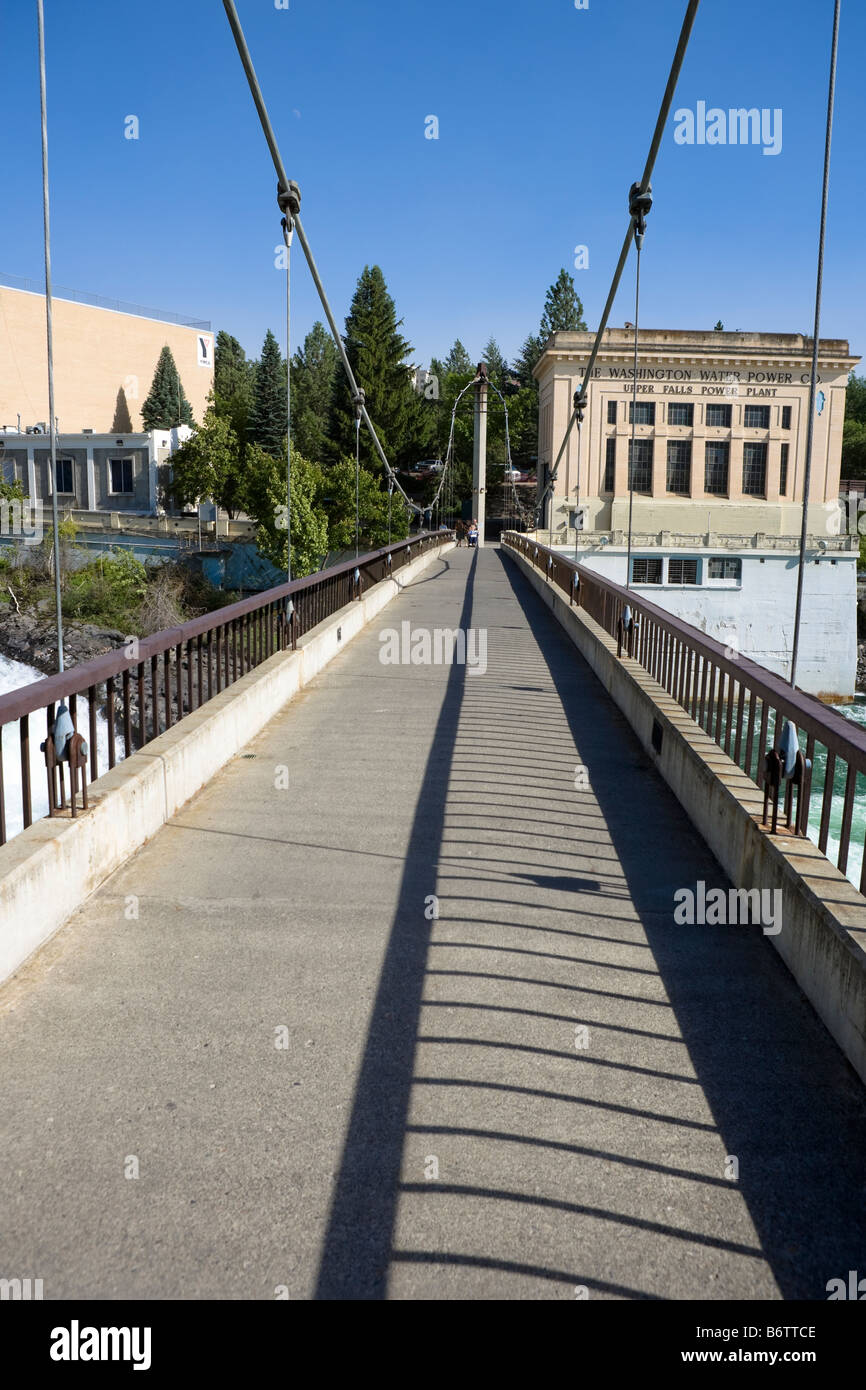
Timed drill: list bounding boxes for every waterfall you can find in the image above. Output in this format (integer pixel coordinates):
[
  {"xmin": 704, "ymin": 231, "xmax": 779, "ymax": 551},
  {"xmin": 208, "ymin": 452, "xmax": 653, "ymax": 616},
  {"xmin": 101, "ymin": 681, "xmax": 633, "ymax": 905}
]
[{"xmin": 0, "ymin": 654, "xmax": 111, "ymax": 841}]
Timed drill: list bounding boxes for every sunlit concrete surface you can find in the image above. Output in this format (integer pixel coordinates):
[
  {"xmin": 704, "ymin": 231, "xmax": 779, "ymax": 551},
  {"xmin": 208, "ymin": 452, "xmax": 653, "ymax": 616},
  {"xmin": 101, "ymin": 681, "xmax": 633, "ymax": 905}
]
[{"xmin": 2, "ymin": 546, "xmax": 866, "ymax": 1300}]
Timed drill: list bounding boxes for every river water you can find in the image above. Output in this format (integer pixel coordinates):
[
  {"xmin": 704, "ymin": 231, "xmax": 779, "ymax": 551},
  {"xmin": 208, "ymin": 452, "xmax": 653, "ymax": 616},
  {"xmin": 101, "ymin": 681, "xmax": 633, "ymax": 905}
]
[
  {"xmin": 0, "ymin": 653, "xmax": 111, "ymax": 840},
  {"xmin": 809, "ymin": 699, "xmax": 866, "ymax": 889}
]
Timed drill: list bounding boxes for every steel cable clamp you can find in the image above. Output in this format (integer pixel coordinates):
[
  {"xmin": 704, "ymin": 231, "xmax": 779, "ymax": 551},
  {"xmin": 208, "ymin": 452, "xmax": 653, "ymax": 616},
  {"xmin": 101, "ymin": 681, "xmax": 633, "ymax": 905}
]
[{"xmin": 628, "ymin": 181, "xmax": 653, "ymax": 248}]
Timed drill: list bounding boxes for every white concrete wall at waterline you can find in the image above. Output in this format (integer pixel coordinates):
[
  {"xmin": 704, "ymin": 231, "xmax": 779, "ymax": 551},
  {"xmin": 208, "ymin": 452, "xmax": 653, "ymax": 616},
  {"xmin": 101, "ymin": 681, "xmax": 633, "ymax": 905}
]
[
  {"xmin": 0, "ymin": 541, "xmax": 455, "ymax": 988},
  {"xmin": 550, "ymin": 544, "xmax": 857, "ymax": 700},
  {"xmin": 505, "ymin": 545, "xmax": 866, "ymax": 1087}
]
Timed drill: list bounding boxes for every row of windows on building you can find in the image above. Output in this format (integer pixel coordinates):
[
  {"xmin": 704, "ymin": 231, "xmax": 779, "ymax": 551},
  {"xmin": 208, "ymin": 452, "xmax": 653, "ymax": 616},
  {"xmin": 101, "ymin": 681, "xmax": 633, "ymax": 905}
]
[
  {"xmin": 53, "ymin": 457, "xmax": 135, "ymax": 495},
  {"xmin": 603, "ymin": 438, "xmax": 790, "ymax": 497},
  {"xmin": 631, "ymin": 555, "xmax": 743, "ymax": 586},
  {"xmin": 608, "ymin": 401, "xmax": 793, "ymax": 430}
]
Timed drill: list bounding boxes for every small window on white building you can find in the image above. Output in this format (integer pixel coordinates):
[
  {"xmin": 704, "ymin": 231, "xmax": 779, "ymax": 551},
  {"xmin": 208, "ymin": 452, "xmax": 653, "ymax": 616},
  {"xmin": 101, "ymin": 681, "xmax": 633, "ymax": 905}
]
[
  {"xmin": 667, "ymin": 557, "xmax": 699, "ymax": 585},
  {"xmin": 631, "ymin": 557, "xmax": 663, "ymax": 585},
  {"xmin": 55, "ymin": 458, "xmax": 74, "ymax": 494},
  {"xmin": 109, "ymin": 457, "xmax": 134, "ymax": 494},
  {"xmin": 707, "ymin": 557, "xmax": 742, "ymax": 581}
]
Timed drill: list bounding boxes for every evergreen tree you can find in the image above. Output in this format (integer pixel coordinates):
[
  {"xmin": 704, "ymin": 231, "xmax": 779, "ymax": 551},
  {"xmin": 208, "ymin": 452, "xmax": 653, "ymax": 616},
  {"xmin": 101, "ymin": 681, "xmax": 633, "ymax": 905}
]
[
  {"xmin": 443, "ymin": 339, "xmax": 475, "ymax": 376},
  {"xmin": 842, "ymin": 374, "xmax": 866, "ymax": 478},
  {"xmin": 329, "ymin": 265, "xmax": 431, "ymax": 471},
  {"xmin": 215, "ymin": 330, "xmax": 255, "ymax": 400},
  {"xmin": 513, "ymin": 332, "xmax": 545, "ymax": 387},
  {"xmin": 846, "ymin": 372, "xmax": 866, "ymax": 423},
  {"xmin": 141, "ymin": 345, "xmax": 195, "ymax": 430},
  {"xmin": 510, "ymin": 271, "xmax": 589, "ymax": 471},
  {"xmin": 842, "ymin": 421, "xmax": 866, "ymax": 478},
  {"xmin": 213, "ymin": 331, "xmax": 255, "ymax": 455},
  {"xmin": 483, "ymin": 337, "xmax": 508, "ymax": 386},
  {"xmin": 291, "ymin": 321, "xmax": 338, "ymax": 464},
  {"xmin": 539, "ymin": 269, "xmax": 587, "ymax": 341},
  {"xmin": 248, "ymin": 329, "xmax": 287, "ymax": 456}
]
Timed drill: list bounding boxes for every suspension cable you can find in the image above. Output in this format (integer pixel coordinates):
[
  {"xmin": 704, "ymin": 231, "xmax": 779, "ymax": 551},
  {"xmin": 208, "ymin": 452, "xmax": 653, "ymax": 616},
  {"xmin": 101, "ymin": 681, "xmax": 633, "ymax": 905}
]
[
  {"xmin": 354, "ymin": 409, "xmax": 361, "ymax": 558},
  {"xmin": 536, "ymin": 0, "xmax": 700, "ymax": 528},
  {"xmin": 790, "ymin": 0, "xmax": 841, "ymax": 689},
  {"xmin": 281, "ymin": 213, "xmax": 293, "ymax": 583},
  {"xmin": 36, "ymin": 0, "xmax": 64, "ymax": 674},
  {"xmin": 625, "ymin": 180, "xmax": 651, "ymax": 588},
  {"xmin": 222, "ymin": 0, "xmax": 424, "ymax": 518},
  {"xmin": 573, "ymin": 400, "xmax": 584, "ymax": 563}
]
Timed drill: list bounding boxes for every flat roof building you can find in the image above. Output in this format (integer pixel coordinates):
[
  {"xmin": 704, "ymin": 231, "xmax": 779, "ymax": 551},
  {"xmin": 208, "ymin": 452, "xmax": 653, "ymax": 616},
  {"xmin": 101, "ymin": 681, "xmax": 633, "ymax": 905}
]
[
  {"xmin": 0, "ymin": 277, "xmax": 214, "ymax": 435},
  {"xmin": 0, "ymin": 427, "xmax": 192, "ymax": 518},
  {"xmin": 534, "ymin": 328, "xmax": 859, "ymax": 540},
  {"xmin": 533, "ymin": 329, "xmax": 862, "ymax": 701}
]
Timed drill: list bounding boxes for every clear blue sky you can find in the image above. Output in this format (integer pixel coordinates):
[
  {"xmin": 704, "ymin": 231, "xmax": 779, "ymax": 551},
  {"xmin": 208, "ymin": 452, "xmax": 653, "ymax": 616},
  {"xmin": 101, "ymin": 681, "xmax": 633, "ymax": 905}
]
[{"xmin": 2, "ymin": 0, "xmax": 863, "ymax": 373}]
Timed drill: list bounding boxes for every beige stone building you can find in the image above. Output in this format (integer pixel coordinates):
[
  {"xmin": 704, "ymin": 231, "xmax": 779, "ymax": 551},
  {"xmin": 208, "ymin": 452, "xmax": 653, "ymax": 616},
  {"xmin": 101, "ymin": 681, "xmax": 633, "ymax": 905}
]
[
  {"xmin": 535, "ymin": 328, "xmax": 859, "ymax": 539},
  {"xmin": 0, "ymin": 280, "xmax": 214, "ymax": 435},
  {"xmin": 532, "ymin": 329, "xmax": 862, "ymax": 699}
]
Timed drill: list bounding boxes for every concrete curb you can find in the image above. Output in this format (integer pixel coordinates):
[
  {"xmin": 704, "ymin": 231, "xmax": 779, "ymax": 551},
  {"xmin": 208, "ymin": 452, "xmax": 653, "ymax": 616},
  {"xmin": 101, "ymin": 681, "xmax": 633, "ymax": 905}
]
[
  {"xmin": 0, "ymin": 541, "xmax": 455, "ymax": 986},
  {"xmin": 506, "ymin": 545, "xmax": 866, "ymax": 1085}
]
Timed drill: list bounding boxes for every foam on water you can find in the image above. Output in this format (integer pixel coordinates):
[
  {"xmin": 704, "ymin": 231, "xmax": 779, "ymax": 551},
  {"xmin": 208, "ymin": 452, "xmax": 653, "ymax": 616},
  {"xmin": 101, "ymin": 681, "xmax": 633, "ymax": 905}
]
[
  {"xmin": 813, "ymin": 698, "xmax": 866, "ymax": 890},
  {"xmin": 0, "ymin": 653, "xmax": 111, "ymax": 840}
]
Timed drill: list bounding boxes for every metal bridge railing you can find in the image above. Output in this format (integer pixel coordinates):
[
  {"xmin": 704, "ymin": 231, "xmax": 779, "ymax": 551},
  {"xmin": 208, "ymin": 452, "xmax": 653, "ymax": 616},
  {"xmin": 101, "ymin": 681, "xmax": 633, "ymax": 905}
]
[
  {"xmin": 503, "ymin": 530, "xmax": 866, "ymax": 895},
  {"xmin": 0, "ymin": 531, "xmax": 450, "ymax": 843}
]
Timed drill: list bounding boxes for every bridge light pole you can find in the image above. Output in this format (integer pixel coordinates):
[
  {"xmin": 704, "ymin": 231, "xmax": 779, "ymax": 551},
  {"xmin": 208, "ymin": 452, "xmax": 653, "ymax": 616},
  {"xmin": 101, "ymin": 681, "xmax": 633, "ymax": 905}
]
[{"xmin": 472, "ymin": 363, "xmax": 488, "ymax": 546}]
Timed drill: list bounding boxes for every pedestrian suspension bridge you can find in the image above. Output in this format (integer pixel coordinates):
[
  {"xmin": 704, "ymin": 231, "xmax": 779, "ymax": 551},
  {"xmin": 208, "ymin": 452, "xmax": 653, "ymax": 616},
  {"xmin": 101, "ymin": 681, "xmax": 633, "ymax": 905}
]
[{"xmin": 1, "ymin": 0, "xmax": 864, "ymax": 1302}]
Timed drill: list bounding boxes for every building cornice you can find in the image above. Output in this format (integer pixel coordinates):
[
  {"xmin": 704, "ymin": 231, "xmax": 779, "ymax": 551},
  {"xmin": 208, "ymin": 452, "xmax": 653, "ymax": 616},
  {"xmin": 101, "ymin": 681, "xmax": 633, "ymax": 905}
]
[{"xmin": 534, "ymin": 329, "xmax": 860, "ymax": 379}]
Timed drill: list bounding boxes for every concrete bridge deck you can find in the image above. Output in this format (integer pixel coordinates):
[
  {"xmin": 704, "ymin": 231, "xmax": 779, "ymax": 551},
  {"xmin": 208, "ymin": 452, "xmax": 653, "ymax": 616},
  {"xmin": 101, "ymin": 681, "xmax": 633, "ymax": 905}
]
[{"xmin": 2, "ymin": 546, "xmax": 866, "ymax": 1301}]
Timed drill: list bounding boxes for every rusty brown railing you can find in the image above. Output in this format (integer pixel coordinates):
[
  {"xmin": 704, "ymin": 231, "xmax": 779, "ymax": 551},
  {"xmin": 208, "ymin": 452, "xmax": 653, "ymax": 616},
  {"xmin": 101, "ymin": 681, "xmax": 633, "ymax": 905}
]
[
  {"xmin": 0, "ymin": 531, "xmax": 451, "ymax": 844},
  {"xmin": 503, "ymin": 531, "xmax": 866, "ymax": 893}
]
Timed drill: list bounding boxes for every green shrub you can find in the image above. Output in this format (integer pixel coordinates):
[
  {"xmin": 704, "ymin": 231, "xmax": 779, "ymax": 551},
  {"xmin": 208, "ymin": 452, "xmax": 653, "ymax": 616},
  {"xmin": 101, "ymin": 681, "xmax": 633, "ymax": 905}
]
[{"xmin": 63, "ymin": 549, "xmax": 148, "ymax": 627}]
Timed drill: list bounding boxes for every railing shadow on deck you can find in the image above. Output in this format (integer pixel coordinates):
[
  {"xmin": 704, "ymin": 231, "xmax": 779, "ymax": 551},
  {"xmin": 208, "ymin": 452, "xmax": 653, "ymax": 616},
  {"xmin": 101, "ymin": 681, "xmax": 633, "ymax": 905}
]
[
  {"xmin": 314, "ymin": 544, "xmax": 866, "ymax": 1300},
  {"xmin": 491, "ymin": 546, "xmax": 866, "ymax": 1299}
]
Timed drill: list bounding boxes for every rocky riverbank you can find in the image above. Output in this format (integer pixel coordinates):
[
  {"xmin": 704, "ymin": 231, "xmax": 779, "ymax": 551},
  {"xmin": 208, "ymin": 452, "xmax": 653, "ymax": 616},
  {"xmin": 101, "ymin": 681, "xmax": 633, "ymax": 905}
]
[
  {"xmin": 0, "ymin": 613, "xmax": 126, "ymax": 678},
  {"xmin": 857, "ymin": 641, "xmax": 866, "ymax": 694},
  {"xmin": 0, "ymin": 613, "xmax": 201, "ymax": 738}
]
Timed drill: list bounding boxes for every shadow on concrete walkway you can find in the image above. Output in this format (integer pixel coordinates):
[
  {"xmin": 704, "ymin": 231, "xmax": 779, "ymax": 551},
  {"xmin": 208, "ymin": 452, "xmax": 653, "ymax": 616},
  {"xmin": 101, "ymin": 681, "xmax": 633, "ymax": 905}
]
[{"xmin": 314, "ymin": 546, "xmax": 866, "ymax": 1300}]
